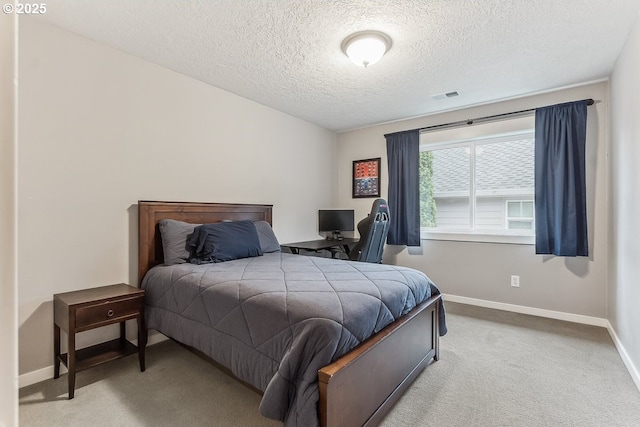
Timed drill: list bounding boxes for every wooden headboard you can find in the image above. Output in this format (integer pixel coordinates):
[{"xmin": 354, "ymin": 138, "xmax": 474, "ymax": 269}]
[{"xmin": 138, "ymin": 201, "xmax": 273, "ymax": 284}]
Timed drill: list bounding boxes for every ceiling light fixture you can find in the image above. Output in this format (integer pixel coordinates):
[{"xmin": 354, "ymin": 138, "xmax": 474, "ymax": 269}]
[{"xmin": 341, "ymin": 31, "xmax": 392, "ymax": 67}]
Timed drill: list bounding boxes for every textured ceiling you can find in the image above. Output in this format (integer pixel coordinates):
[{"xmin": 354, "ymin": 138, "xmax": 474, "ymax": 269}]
[{"xmin": 38, "ymin": 0, "xmax": 640, "ymax": 132}]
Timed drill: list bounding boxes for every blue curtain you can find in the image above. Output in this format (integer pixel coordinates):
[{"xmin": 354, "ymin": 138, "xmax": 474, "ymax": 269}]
[
  {"xmin": 385, "ymin": 130, "xmax": 420, "ymax": 246},
  {"xmin": 534, "ymin": 100, "xmax": 588, "ymax": 256}
]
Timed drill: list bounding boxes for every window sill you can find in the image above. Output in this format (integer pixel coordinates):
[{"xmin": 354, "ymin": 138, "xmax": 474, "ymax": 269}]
[{"xmin": 420, "ymin": 231, "xmax": 535, "ymax": 245}]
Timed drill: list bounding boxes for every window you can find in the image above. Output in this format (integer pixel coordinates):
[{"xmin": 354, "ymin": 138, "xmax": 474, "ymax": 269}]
[
  {"xmin": 419, "ymin": 116, "xmax": 535, "ymax": 244},
  {"xmin": 506, "ymin": 200, "xmax": 534, "ymax": 230}
]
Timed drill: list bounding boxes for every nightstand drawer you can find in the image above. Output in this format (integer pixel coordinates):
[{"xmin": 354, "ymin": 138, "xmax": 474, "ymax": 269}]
[{"xmin": 76, "ymin": 297, "xmax": 143, "ymax": 329}]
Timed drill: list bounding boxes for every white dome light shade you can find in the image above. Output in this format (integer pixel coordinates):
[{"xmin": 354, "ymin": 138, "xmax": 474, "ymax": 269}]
[{"xmin": 341, "ymin": 31, "xmax": 392, "ymax": 67}]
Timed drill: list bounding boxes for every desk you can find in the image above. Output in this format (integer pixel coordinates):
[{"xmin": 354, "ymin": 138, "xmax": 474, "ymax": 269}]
[{"xmin": 281, "ymin": 238, "xmax": 359, "ymax": 259}]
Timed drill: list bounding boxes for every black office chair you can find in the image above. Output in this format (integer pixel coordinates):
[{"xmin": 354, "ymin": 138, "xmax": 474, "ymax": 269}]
[{"xmin": 349, "ymin": 199, "xmax": 390, "ymax": 263}]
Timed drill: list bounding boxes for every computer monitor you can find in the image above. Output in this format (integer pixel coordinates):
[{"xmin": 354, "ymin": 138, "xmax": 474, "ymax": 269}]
[{"xmin": 319, "ymin": 209, "xmax": 354, "ymax": 240}]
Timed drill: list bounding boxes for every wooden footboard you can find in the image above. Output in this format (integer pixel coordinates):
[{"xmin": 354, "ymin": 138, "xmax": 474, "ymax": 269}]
[{"xmin": 318, "ymin": 294, "xmax": 441, "ymax": 427}]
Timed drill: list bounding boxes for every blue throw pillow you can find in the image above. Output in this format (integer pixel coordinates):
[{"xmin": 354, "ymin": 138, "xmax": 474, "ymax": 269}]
[{"xmin": 187, "ymin": 220, "xmax": 263, "ymax": 264}]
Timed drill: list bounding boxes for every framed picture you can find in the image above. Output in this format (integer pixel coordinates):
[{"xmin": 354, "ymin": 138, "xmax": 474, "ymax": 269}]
[{"xmin": 352, "ymin": 157, "xmax": 381, "ymax": 198}]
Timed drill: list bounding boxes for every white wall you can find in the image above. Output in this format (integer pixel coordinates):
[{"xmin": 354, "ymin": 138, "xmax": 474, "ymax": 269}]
[
  {"xmin": 0, "ymin": 8, "xmax": 18, "ymax": 427},
  {"xmin": 338, "ymin": 82, "xmax": 608, "ymax": 318},
  {"xmin": 18, "ymin": 19, "xmax": 337, "ymax": 377},
  {"xmin": 609, "ymin": 12, "xmax": 640, "ymax": 386}
]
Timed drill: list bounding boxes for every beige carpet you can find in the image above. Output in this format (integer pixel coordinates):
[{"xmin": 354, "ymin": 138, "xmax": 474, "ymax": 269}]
[{"xmin": 19, "ymin": 302, "xmax": 640, "ymax": 426}]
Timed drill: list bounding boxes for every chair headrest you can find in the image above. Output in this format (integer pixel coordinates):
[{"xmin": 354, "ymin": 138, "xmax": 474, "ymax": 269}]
[{"xmin": 370, "ymin": 199, "xmax": 388, "ymax": 215}]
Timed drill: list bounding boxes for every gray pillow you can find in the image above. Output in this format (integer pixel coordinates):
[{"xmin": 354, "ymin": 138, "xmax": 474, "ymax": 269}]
[
  {"xmin": 254, "ymin": 221, "xmax": 281, "ymax": 253},
  {"xmin": 159, "ymin": 219, "xmax": 200, "ymax": 265}
]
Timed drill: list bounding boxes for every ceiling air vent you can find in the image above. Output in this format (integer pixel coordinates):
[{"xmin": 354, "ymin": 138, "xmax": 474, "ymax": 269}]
[{"xmin": 432, "ymin": 91, "xmax": 459, "ymax": 100}]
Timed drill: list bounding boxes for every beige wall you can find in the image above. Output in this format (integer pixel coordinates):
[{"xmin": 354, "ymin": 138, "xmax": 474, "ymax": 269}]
[
  {"xmin": 609, "ymin": 12, "xmax": 640, "ymax": 384},
  {"xmin": 0, "ymin": 8, "xmax": 18, "ymax": 427},
  {"xmin": 338, "ymin": 82, "xmax": 609, "ymax": 318},
  {"xmin": 18, "ymin": 19, "xmax": 337, "ymax": 376}
]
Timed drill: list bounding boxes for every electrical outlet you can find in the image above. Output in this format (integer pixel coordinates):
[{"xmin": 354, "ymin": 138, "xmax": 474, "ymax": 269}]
[{"xmin": 511, "ymin": 275, "xmax": 520, "ymax": 287}]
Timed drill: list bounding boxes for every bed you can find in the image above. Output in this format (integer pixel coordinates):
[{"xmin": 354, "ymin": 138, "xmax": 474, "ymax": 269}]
[{"xmin": 138, "ymin": 200, "xmax": 446, "ymax": 427}]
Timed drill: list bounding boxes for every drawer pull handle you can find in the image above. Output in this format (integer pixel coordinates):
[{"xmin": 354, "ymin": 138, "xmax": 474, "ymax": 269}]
[{"xmin": 107, "ymin": 309, "xmax": 114, "ymax": 317}]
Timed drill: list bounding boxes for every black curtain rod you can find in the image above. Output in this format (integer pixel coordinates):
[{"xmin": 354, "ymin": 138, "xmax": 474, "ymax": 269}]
[{"xmin": 385, "ymin": 98, "xmax": 595, "ymax": 136}]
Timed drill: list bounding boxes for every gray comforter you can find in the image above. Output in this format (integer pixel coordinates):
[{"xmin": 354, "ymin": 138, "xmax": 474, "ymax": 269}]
[{"xmin": 142, "ymin": 252, "xmax": 446, "ymax": 426}]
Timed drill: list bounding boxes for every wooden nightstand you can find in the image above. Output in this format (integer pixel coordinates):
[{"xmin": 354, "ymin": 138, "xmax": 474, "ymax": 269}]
[{"xmin": 53, "ymin": 283, "xmax": 146, "ymax": 399}]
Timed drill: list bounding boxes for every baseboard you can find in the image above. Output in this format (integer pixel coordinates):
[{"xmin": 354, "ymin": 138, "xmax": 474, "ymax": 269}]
[
  {"xmin": 443, "ymin": 294, "xmax": 640, "ymax": 392},
  {"xmin": 21, "ymin": 300, "xmax": 640, "ymax": 394},
  {"xmin": 19, "ymin": 332, "xmax": 168, "ymax": 389},
  {"xmin": 19, "ymin": 365, "xmax": 55, "ymax": 389},
  {"xmin": 606, "ymin": 322, "xmax": 640, "ymax": 392},
  {"xmin": 442, "ymin": 294, "xmax": 609, "ymax": 327}
]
